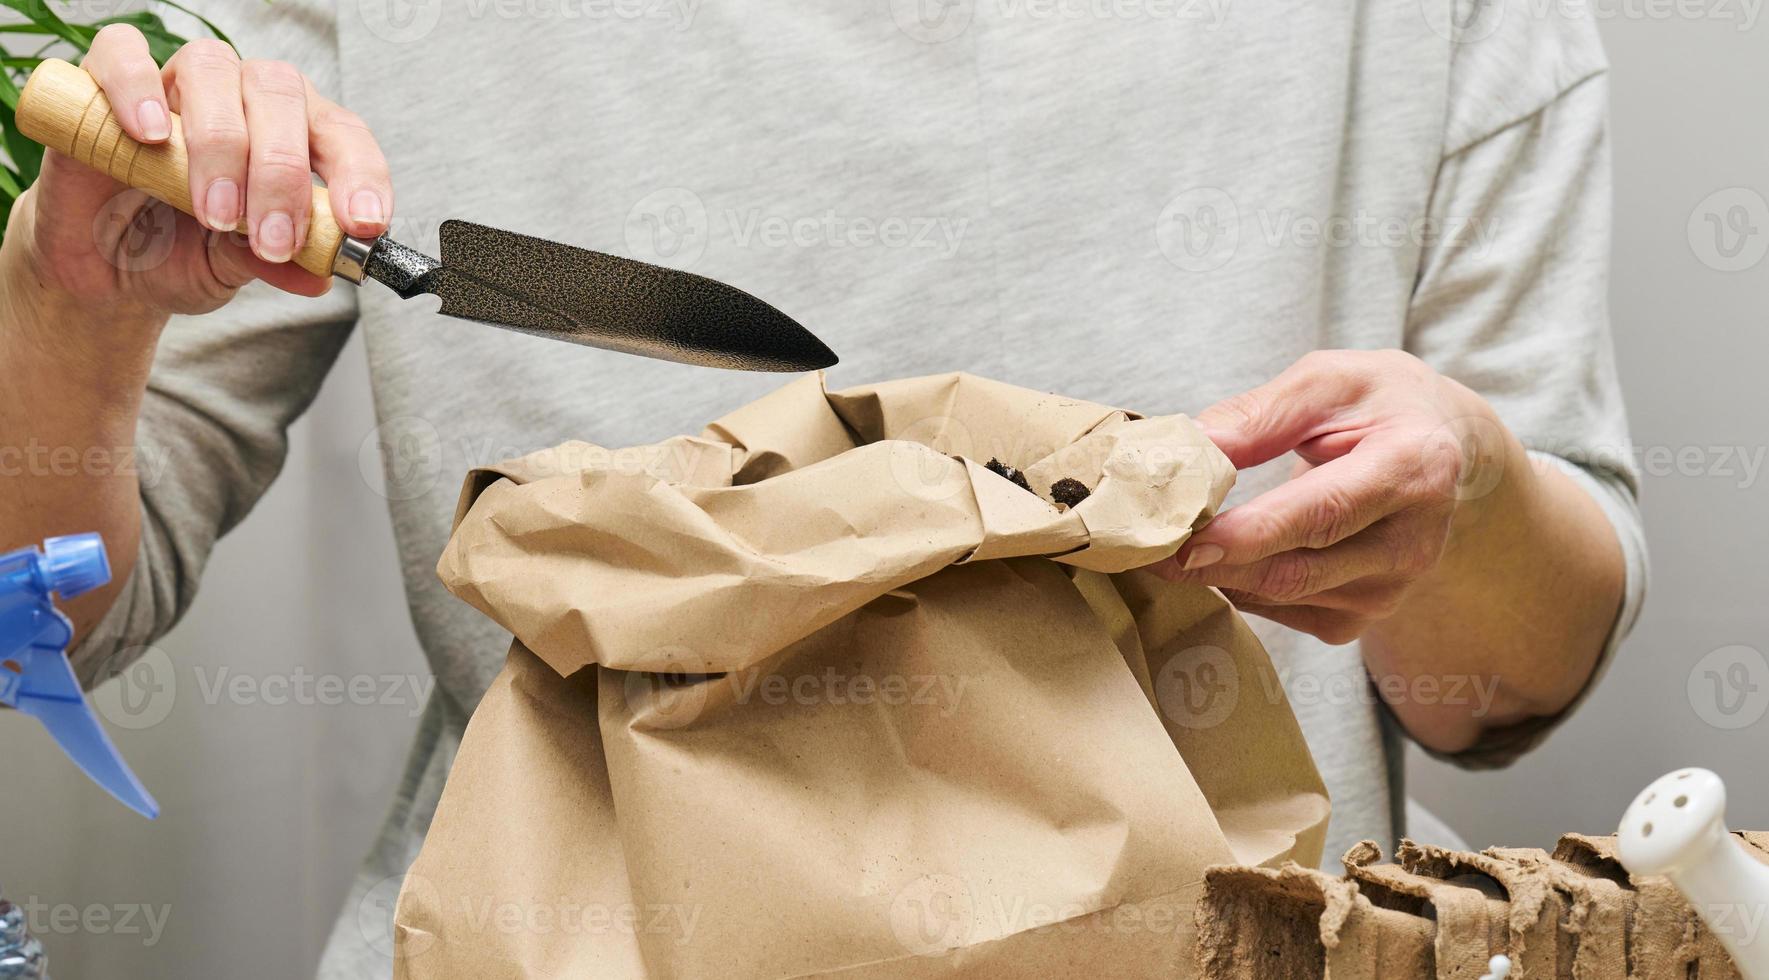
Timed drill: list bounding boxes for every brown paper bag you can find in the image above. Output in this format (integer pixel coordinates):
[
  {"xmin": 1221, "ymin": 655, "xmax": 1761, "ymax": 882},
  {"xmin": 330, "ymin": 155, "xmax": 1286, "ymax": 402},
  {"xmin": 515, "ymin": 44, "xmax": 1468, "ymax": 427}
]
[
  {"xmin": 1552, "ymin": 832, "xmax": 1764, "ymax": 980},
  {"xmin": 391, "ymin": 373, "xmax": 1330, "ymax": 979},
  {"xmin": 1396, "ymin": 842, "xmax": 1568, "ymax": 979},
  {"xmin": 1196, "ymin": 862, "xmax": 1435, "ymax": 979},
  {"xmin": 1485, "ymin": 846, "xmax": 1631, "ymax": 980},
  {"xmin": 1343, "ymin": 841, "xmax": 1510, "ymax": 978}
]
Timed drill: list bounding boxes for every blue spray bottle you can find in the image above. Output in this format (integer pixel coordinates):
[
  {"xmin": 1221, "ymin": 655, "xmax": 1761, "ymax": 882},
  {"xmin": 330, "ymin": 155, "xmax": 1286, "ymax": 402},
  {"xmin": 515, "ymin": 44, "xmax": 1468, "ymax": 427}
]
[{"xmin": 0, "ymin": 533, "xmax": 158, "ymax": 819}]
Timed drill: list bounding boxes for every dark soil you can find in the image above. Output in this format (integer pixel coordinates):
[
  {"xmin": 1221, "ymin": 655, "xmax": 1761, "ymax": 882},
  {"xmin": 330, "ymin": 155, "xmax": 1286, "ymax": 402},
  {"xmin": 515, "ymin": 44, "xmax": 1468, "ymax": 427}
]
[
  {"xmin": 984, "ymin": 457, "xmax": 1033, "ymax": 493},
  {"xmin": 1049, "ymin": 477, "xmax": 1092, "ymax": 508},
  {"xmin": 985, "ymin": 458, "xmax": 1092, "ymax": 509}
]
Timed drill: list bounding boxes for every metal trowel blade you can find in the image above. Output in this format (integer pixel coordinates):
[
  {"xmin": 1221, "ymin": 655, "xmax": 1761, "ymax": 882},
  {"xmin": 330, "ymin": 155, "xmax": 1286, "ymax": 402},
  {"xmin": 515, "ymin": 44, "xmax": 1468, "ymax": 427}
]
[{"xmin": 386, "ymin": 220, "xmax": 837, "ymax": 373}]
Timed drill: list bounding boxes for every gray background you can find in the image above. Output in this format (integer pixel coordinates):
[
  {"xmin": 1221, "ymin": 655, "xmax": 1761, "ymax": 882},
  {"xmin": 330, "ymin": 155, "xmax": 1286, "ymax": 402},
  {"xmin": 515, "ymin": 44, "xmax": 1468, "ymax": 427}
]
[{"xmin": 1, "ymin": 7, "xmax": 1765, "ymax": 979}]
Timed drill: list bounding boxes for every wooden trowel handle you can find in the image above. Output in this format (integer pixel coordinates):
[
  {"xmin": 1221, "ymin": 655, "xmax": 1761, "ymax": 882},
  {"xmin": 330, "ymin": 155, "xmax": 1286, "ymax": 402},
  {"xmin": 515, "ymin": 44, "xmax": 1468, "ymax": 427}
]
[{"xmin": 16, "ymin": 58, "xmax": 345, "ymax": 279}]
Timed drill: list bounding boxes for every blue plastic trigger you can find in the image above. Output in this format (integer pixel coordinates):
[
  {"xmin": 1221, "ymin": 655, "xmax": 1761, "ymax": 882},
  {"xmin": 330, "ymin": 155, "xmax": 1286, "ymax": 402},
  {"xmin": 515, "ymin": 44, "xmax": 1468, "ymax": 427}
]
[{"xmin": 0, "ymin": 534, "xmax": 159, "ymax": 819}]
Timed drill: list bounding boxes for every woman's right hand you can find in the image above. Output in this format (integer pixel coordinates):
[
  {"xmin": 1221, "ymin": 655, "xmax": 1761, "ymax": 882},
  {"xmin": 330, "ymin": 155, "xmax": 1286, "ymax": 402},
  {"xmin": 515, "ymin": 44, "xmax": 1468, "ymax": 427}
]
[{"xmin": 3, "ymin": 24, "xmax": 393, "ymax": 323}]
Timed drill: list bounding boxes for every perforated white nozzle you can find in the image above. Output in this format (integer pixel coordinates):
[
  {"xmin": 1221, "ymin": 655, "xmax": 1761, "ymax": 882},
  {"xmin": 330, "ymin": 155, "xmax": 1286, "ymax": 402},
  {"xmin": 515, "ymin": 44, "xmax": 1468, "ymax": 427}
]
[{"xmin": 1617, "ymin": 768, "xmax": 1769, "ymax": 980}]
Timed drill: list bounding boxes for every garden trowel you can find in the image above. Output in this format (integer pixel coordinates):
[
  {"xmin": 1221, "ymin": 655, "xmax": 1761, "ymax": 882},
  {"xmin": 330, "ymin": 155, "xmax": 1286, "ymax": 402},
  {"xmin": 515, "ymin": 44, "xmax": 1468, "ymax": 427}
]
[{"xmin": 16, "ymin": 59, "xmax": 836, "ymax": 373}]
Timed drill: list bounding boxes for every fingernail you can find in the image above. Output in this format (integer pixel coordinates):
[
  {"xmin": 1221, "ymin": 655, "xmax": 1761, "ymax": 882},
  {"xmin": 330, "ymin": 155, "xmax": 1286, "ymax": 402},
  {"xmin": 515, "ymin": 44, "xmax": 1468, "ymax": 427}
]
[
  {"xmin": 137, "ymin": 99, "xmax": 170, "ymax": 141},
  {"xmin": 203, "ymin": 179, "xmax": 240, "ymax": 232},
  {"xmin": 257, "ymin": 211, "xmax": 295, "ymax": 262},
  {"xmin": 348, "ymin": 190, "xmax": 385, "ymax": 229},
  {"xmin": 1182, "ymin": 543, "xmax": 1224, "ymax": 571}
]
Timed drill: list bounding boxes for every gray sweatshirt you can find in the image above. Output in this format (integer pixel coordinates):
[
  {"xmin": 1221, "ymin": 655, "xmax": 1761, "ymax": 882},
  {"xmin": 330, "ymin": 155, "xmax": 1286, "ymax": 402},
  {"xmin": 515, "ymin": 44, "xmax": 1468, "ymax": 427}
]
[{"xmin": 67, "ymin": 0, "xmax": 1647, "ymax": 975}]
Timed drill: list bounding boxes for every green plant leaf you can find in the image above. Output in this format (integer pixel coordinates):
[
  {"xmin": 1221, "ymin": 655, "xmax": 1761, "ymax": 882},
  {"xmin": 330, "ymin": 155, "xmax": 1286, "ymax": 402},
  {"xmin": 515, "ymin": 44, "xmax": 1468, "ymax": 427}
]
[
  {"xmin": 92, "ymin": 11, "xmax": 181, "ymax": 62},
  {"xmin": 0, "ymin": 103, "xmax": 45, "ymax": 183},
  {"xmin": 0, "ymin": 1, "xmax": 90, "ymax": 49},
  {"xmin": 0, "ymin": 66, "xmax": 39, "ymax": 181},
  {"xmin": 0, "ymin": 24, "xmax": 45, "ymax": 180},
  {"xmin": 154, "ymin": 0, "xmax": 233, "ymax": 48},
  {"xmin": 0, "ymin": 63, "xmax": 19, "ymax": 109},
  {"xmin": 93, "ymin": 11, "xmax": 169, "ymax": 32},
  {"xmin": 0, "ymin": 0, "xmax": 233, "ymax": 246}
]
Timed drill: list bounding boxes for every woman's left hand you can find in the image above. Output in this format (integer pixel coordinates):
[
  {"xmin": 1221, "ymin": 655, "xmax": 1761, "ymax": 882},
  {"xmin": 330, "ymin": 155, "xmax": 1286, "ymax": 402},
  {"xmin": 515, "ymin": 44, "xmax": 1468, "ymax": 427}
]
[{"xmin": 1155, "ymin": 349, "xmax": 1519, "ymax": 644}]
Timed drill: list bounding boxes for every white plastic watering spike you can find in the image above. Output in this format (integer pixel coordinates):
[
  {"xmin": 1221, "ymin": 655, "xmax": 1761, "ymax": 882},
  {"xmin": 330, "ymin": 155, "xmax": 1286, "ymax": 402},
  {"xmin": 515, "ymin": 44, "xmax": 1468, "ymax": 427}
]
[
  {"xmin": 1479, "ymin": 953, "xmax": 1512, "ymax": 980},
  {"xmin": 1617, "ymin": 768, "xmax": 1769, "ymax": 980}
]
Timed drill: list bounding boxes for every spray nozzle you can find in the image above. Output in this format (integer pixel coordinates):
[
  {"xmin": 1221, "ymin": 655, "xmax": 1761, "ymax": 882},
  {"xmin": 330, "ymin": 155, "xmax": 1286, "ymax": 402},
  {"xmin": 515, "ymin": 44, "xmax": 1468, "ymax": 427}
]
[
  {"xmin": 40, "ymin": 533, "xmax": 110, "ymax": 600},
  {"xmin": 1, "ymin": 533, "xmax": 157, "ymax": 819}
]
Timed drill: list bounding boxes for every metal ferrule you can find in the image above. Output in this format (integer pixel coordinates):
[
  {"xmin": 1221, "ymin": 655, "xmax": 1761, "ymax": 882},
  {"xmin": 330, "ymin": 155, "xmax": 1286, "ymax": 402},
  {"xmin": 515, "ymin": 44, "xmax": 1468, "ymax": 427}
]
[{"xmin": 331, "ymin": 234, "xmax": 377, "ymax": 284}]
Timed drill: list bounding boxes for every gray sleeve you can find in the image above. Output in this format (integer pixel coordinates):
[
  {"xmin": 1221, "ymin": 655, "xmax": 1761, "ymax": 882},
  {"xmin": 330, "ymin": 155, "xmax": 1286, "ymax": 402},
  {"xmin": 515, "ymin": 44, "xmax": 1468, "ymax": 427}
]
[
  {"xmin": 70, "ymin": 285, "xmax": 357, "ymax": 687},
  {"xmin": 68, "ymin": 1, "xmax": 359, "ymax": 686},
  {"xmin": 1402, "ymin": 6, "xmax": 1648, "ymax": 768}
]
